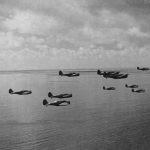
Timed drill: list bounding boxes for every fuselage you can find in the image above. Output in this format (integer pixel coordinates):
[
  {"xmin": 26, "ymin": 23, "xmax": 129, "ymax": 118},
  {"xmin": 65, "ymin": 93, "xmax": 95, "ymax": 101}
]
[
  {"xmin": 137, "ymin": 67, "xmax": 149, "ymax": 71},
  {"xmin": 103, "ymin": 73, "xmax": 128, "ymax": 79},
  {"xmin": 59, "ymin": 70, "xmax": 80, "ymax": 77}
]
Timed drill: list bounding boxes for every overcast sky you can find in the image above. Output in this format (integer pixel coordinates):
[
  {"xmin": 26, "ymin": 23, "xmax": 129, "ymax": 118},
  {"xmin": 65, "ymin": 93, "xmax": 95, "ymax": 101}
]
[{"xmin": 0, "ymin": 0, "xmax": 150, "ymax": 70}]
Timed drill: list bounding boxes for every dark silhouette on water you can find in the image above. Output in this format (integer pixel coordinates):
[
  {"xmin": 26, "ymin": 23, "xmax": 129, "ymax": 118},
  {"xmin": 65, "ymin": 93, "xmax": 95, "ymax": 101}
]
[
  {"xmin": 48, "ymin": 92, "xmax": 72, "ymax": 99},
  {"xmin": 137, "ymin": 67, "xmax": 149, "ymax": 71},
  {"xmin": 103, "ymin": 86, "xmax": 116, "ymax": 90},
  {"xmin": 131, "ymin": 88, "xmax": 145, "ymax": 93},
  {"xmin": 9, "ymin": 89, "xmax": 32, "ymax": 95},
  {"xmin": 59, "ymin": 70, "xmax": 80, "ymax": 77},
  {"xmin": 125, "ymin": 84, "xmax": 138, "ymax": 88},
  {"xmin": 43, "ymin": 99, "xmax": 70, "ymax": 106}
]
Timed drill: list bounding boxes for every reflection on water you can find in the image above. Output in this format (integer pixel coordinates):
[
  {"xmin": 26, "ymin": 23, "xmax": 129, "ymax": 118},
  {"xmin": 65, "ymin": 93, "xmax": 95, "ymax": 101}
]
[{"xmin": 0, "ymin": 69, "xmax": 150, "ymax": 149}]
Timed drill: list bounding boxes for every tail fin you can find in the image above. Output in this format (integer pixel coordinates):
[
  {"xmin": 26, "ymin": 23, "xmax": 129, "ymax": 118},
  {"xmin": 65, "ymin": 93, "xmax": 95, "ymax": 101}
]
[
  {"xmin": 67, "ymin": 101, "xmax": 70, "ymax": 104},
  {"xmin": 97, "ymin": 70, "xmax": 102, "ymax": 75},
  {"xmin": 125, "ymin": 84, "xmax": 128, "ymax": 87},
  {"xmin": 59, "ymin": 70, "xmax": 63, "ymax": 76},
  {"xmin": 48, "ymin": 92, "xmax": 53, "ymax": 98},
  {"xmin": 137, "ymin": 67, "xmax": 139, "ymax": 70},
  {"xmin": 43, "ymin": 99, "xmax": 48, "ymax": 106},
  {"xmin": 103, "ymin": 86, "xmax": 105, "ymax": 90},
  {"xmin": 9, "ymin": 89, "xmax": 13, "ymax": 94},
  {"xmin": 132, "ymin": 89, "xmax": 134, "ymax": 92}
]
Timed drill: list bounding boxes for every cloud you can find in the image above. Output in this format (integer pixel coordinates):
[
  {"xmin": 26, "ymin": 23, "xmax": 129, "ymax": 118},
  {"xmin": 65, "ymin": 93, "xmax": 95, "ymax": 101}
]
[
  {"xmin": 0, "ymin": 0, "xmax": 150, "ymax": 69},
  {"xmin": 26, "ymin": 36, "xmax": 45, "ymax": 44},
  {"xmin": 0, "ymin": 31, "xmax": 24, "ymax": 49},
  {"xmin": 56, "ymin": 9, "xmax": 142, "ymax": 51},
  {"xmin": 127, "ymin": 27, "xmax": 150, "ymax": 37},
  {"xmin": 3, "ymin": 10, "xmax": 58, "ymax": 35},
  {"xmin": 1, "ymin": 4, "xmax": 148, "ymax": 58},
  {"xmin": 0, "ymin": 30, "xmax": 50, "ymax": 52}
]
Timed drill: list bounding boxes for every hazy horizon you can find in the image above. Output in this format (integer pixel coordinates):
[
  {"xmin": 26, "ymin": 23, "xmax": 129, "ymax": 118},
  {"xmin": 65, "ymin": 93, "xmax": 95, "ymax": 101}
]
[{"xmin": 0, "ymin": 67, "xmax": 143, "ymax": 72}]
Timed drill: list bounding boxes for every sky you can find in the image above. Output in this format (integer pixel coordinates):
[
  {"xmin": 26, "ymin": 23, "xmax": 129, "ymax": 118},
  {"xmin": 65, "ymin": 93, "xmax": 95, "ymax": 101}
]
[{"xmin": 0, "ymin": 0, "xmax": 150, "ymax": 70}]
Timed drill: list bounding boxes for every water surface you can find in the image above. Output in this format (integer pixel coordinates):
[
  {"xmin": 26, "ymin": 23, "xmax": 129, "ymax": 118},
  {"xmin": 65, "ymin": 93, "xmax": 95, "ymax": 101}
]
[{"xmin": 0, "ymin": 69, "xmax": 150, "ymax": 150}]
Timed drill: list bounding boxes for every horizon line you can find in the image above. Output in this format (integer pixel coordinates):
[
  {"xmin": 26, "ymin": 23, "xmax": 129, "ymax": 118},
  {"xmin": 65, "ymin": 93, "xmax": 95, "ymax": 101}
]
[{"xmin": 0, "ymin": 67, "xmax": 138, "ymax": 72}]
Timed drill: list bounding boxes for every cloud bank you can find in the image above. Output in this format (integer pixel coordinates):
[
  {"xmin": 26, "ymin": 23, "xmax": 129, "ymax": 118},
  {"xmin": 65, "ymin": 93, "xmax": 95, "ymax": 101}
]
[{"xmin": 0, "ymin": 0, "xmax": 150, "ymax": 69}]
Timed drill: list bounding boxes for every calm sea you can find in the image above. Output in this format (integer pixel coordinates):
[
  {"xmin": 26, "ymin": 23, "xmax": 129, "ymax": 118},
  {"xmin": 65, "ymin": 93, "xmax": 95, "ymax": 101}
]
[{"xmin": 0, "ymin": 68, "xmax": 150, "ymax": 150}]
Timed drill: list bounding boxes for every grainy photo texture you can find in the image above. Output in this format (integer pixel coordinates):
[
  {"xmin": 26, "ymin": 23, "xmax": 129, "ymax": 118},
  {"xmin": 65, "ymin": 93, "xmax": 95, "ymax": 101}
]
[{"xmin": 0, "ymin": 0, "xmax": 150, "ymax": 150}]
